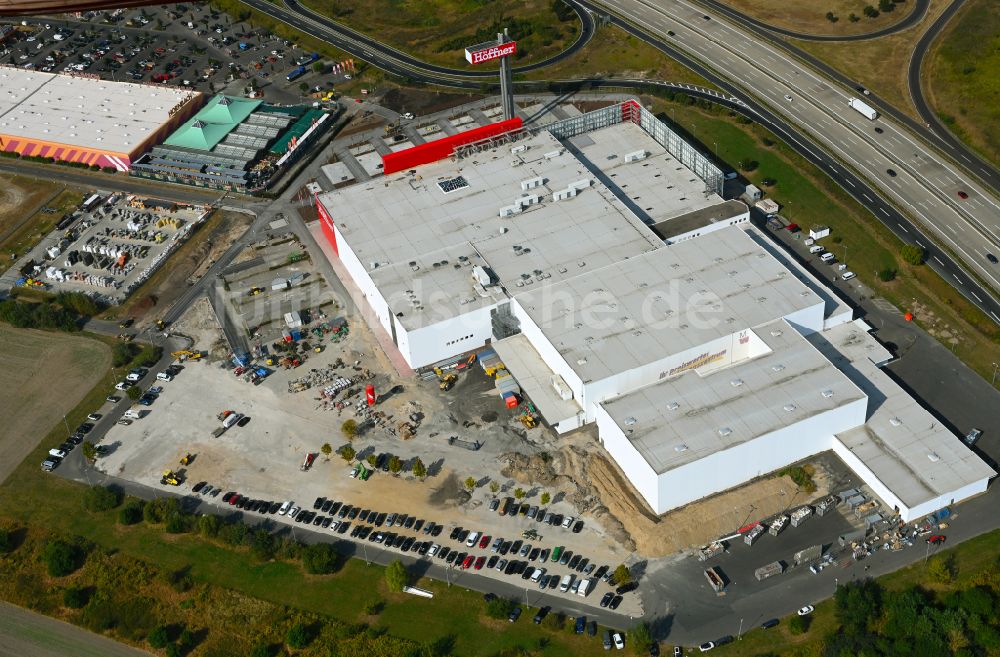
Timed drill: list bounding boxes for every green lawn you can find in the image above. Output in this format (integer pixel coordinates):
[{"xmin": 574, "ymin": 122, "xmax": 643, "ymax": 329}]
[
  {"xmin": 926, "ymin": 0, "xmax": 1000, "ymax": 166},
  {"xmin": 1, "ymin": 189, "xmax": 83, "ymax": 260}
]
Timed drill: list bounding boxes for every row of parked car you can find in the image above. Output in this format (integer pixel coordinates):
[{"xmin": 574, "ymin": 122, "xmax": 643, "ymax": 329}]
[
  {"xmin": 41, "ymin": 421, "xmax": 95, "ymax": 471},
  {"xmin": 490, "ymin": 497, "xmax": 585, "ymax": 533}
]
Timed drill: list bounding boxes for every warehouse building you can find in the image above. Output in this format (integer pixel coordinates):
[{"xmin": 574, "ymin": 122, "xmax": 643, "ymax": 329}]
[
  {"xmin": 313, "ymin": 100, "xmax": 993, "ymax": 521},
  {"xmin": 130, "ymin": 94, "xmax": 331, "ymax": 193},
  {"xmin": 0, "ymin": 66, "xmax": 201, "ymax": 170}
]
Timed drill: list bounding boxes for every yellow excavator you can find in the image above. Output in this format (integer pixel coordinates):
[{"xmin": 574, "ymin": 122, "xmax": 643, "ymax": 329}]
[
  {"xmin": 179, "ymin": 453, "xmax": 193, "ymax": 466},
  {"xmin": 434, "ymin": 367, "xmax": 457, "ymax": 391},
  {"xmin": 155, "ymin": 319, "xmax": 166, "ymax": 331},
  {"xmin": 161, "ymin": 470, "xmax": 181, "ymax": 486},
  {"xmin": 171, "ymin": 350, "xmax": 202, "ymax": 361}
]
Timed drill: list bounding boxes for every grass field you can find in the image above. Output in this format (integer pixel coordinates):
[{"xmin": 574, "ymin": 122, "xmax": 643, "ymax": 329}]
[
  {"xmin": 297, "ymin": 0, "xmax": 580, "ymax": 70},
  {"xmin": 721, "ymin": 0, "xmax": 916, "ymax": 36},
  {"xmin": 925, "ymin": 0, "xmax": 1000, "ymax": 165},
  {"xmin": 522, "ymin": 24, "xmax": 711, "ymax": 86},
  {"xmin": 653, "ymin": 98, "xmax": 1000, "ymax": 383},
  {"xmin": 0, "ymin": 181, "xmax": 82, "ymax": 260},
  {"xmin": 793, "ymin": 0, "xmax": 951, "ymax": 122},
  {"xmin": 0, "ymin": 325, "xmax": 110, "ymax": 484}
]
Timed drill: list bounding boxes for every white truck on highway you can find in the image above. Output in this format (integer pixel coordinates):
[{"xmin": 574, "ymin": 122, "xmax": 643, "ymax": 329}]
[{"xmin": 849, "ymin": 97, "xmax": 878, "ymax": 121}]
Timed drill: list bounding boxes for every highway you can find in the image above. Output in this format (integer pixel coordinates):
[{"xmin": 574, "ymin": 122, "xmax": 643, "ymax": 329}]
[{"xmin": 586, "ymin": 0, "xmax": 1000, "ymax": 312}]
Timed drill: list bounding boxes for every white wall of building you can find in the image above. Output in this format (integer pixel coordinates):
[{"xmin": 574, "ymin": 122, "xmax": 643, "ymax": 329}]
[
  {"xmin": 664, "ymin": 207, "xmax": 751, "ymax": 245},
  {"xmin": 332, "ymin": 221, "xmax": 394, "ymax": 337},
  {"xmin": 401, "ymin": 303, "xmax": 498, "ymax": 370},
  {"xmin": 595, "ymin": 403, "xmax": 661, "ymax": 510},
  {"xmin": 782, "ymin": 302, "xmax": 825, "ymax": 335},
  {"xmin": 510, "ymin": 298, "xmax": 586, "ymax": 401}
]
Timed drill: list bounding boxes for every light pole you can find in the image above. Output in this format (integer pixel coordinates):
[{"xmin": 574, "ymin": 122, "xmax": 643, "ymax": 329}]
[
  {"xmin": 362, "ymin": 541, "xmax": 369, "ymax": 566},
  {"xmin": 992, "ymin": 362, "xmax": 998, "ymax": 386},
  {"xmin": 524, "ymin": 587, "xmax": 529, "ymax": 608},
  {"xmin": 738, "ymin": 617, "xmax": 744, "ymax": 640},
  {"xmin": 842, "ymin": 244, "xmax": 848, "ymax": 266}
]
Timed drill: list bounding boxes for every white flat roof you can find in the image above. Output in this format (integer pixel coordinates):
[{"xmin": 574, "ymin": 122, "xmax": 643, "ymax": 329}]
[
  {"xmin": 514, "ymin": 226, "xmax": 822, "ymax": 383},
  {"xmin": 322, "ymin": 121, "xmax": 713, "ymax": 329},
  {"xmin": 600, "ymin": 321, "xmax": 865, "ymax": 474},
  {"xmin": 815, "ymin": 321, "xmax": 996, "ymax": 506},
  {"xmin": 493, "ymin": 333, "xmax": 583, "ymax": 423},
  {"xmin": 0, "ymin": 67, "xmax": 199, "ymax": 155}
]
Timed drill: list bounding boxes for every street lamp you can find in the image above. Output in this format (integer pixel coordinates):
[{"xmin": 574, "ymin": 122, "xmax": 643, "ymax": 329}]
[
  {"xmin": 738, "ymin": 617, "xmax": 744, "ymax": 640},
  {"xmin": 992, "ymin": 362, "xmax": 998, "ymax": 386}
]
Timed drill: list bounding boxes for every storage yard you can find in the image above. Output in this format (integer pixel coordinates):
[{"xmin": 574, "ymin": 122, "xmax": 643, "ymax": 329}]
[{"xmin": 10, "ymin": 192, "xmax": 210, "ymax": 305}]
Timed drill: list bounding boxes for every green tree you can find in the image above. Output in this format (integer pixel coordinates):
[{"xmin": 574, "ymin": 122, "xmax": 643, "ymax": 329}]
[
  {"xmin": 298, "ymin": 81, "xmax": 309, "ymax": 94},
  {"xmin": 514, "ymin": 487, "xmax": 525, "ymax": 500},
  {"xmin": 877, "ymin": 267, "xmax": 897, "ymax": 282},
  {"xmin": 366, "ymin": 454, "xmax": 378, "ymax": 468},
  {"xmin": 148, "ymin": 625, "xmax": 170, "ymax": 649},
  {"xmin": 312, "ymin": 61, "xmax": 325, "ymax": 73},
  {"xmin": 112, "ymin": 342, "xmax": 137, "ymax": 366},
  {"xmin": 737, "ymin": 158, "xmax": 758, "ymax": 172},
  {"xmin": 900, "ymin": 244, "xmax": 926, "ymax": 265},
  {"xmin": 197, "ymin": 513, "xmax": 220, "ymax": 537},
  {"xmin": 341, "ymin": 445, "xmax": 356, "ymax": 462},
  {"xmin": 389, "ymin": 455, "xmax": 403, "ymax": 475},
  {"xmin": 878, "ymin": 0, "xmax": 894, "ymax": 11},
  {"xmin": 464, "ymin": 477, "xmax": 476, "ymax": 492},
  {"xmin": 286, "ymin": 623, "xmax": 312, "ymax": 649},
  {"xmin": 0, "ymin": 527, "xmax": 12, "ymax": 553},
  {"xmin": 249, "ymin": 644, "xmax": 270, "ymax": 657},
  {"xmin": 127, "ymin": 386, "xmax": 142, "ymax": 401},
  {"xmin": 928, "ymin": 555, "xmax": 955, "ymax": 584},
  {"xmin": 341, "ymin": 419, "xmax": 358, "ymax": 440},
  {"xmin": 630, "ymin": 622, "xmax": 652, "ymax": 651},
  {"xmin": 81, "ymin": 441, "xmax": 97, "ymax": 463},
  {"xmin": 83, "ymin": 485, "xmax": 122, "ymax": 512},
  {"xmin": 863, "ymin": 5, "xmax": 879, "ymax": 17},
  {"xmin": 826, "ymin": 11, "xmax": 838, "ymax": 22},
  {"xmin": 489, "ymin": 481, "xmax": 500, "ymax": 496},
  {"xmin": 412, "ymin": 457, "xmax": 427, "ymax": 479},
  {"xmin": 301, "ymin": 543, "xmax": 340, "ymax": 574},
  {"xmin": 43, "ymin": 539, "xmax": 83, "ymax": 577},
  {"xmin": 63, "ymin": 585, "xmax": 90, "ymax": 609},
  {"xmin": 485, "ymin": 596, "xmax": 515, "ymax": 619},
  {"xmin": 788, "ymin": 615, "xmax": 810, "ymax": 635},
  {"xmin": 250, "ymin": 529, "xmax": 276, "ymax": 562},
  {"xmin": 540, "ymin": 492, "xmax": 551, "ymax": 505},
  {"xmin": 611, "ymin": 564, "xmax": 631, "ymax": 586},
  {"xmin": 385, "ymin": 560, "xmax": 408, "ymax": 592},
  {"xmin": 320, "ymin": 442, "xmax": 333, "ymax": 461},
  {"xmin": 118, "ymin": 500, "xmax": 144, "ymax": 525}
]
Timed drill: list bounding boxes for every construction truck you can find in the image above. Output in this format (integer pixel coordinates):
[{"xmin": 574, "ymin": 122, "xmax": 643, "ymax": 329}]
[
  {"xmin": 434, "ymin": 367, "xmax": 457, "ymax": 391},
  {"xmin": 155, "ymin": 319, "xmax": 166, "ymax": 331},
  {"xmin": 171, "ymin": 350, "xmax": 202, "ymax": 361},
  {"xmin": 161, "ymin": 470, "xmax": 181, "ymax": 486},
  {"xmin": 179, "ymin": 453, "xmax": 193, "ymax": 466},
  {"xmin": 247, "ymin": 286, "xmax": 264, "ymax": 296},
  {"xmin": 520, "ymin": 413, "xmax": 537, "ymax": 429}
]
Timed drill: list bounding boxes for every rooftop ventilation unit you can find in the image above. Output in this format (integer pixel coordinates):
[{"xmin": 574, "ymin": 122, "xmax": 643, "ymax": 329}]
[
  {"xmin": 624, "ymin": 149, "xmax": 648, "ymax": 163},
  {"xmin": 674, "ymin": 444, "xmax": 688, "ymax": 452},
  {"xmin": 730, "ymin": 379, "xmax": 744, "ymax": 387},
  {"xmin": 889, "ymin": 417, "xmax": 902, "ymax": 427},
  {"xmin": 927, "ymin": 452, "xmax": 941, "ymax": 462},
  {"xmin": 553, "ymin": 187, "xmax": 578, "ymax": 201},
  {"xmin": 499, "ymin": 204, "xmax": 522, "ymax": 218},
  {"xmin": 624, "ymin": 416, "xmax": 637, "ymax": 426},
  {"xmin": 472, "ymin": 265, "xmax": 492, "ymax": 287},
  {"xmin": 821, "ymin": 389, "xmax": 834, "ymax": 398},
  {"xmin": 520, "ymin": 176, "xmax": 545, "ymax": 190},
  {"xmin": 517, "ymin": 194, "xmax": 541, "ymax": 208},
  {"xmin": 568, "ymin": 178, "xmax": 592, "ymax": 191},
  {"xmin": 771, "ymin": 364, "xmax": 785, "ymax": 372},
  {"xmin": 718, "ymin": 427, "xmax": 732, "ymax": 437},
  {"xmin": 666, "ymin": 402, "xmax": 680, "ymax": 411},
  {"xmin": 544, "ymin": 149, "xmax": 563, "ymax": 159},
  {"xmin": 511, "ymin": 144, "xmax": 528, "ymax": 154},
  {"xmin": 783, "ymin": 404, "xmax": 797, "ymax": 412}
]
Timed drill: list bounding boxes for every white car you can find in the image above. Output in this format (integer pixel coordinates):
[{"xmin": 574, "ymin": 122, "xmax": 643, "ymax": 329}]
[
  {"xmin": 87, "ymin": 413, "xmax": 101, "ymax": 421},
  {"xmin": 288, "ymin": 506, "xmax": 300, "ymax": 518},
  {"xmin": 783, "ymin": 94, "xmax": 792, "ymax": 102},
  {"xmin": 114, "ymin": 381, "xmax": 133, "ymax": 391},
  {"xmin": 48, "ymin": 448, "xmax": 67, "ymax": 459},
  {"xmin": 428, "ymin": 544, "xmax": 440, "ymax": 557},
  {"xmin": 613, "ymin": 632, "xmax": 625, "ymax": 650},
  {"xmin": 698, "ymin": 642, "xmax": 715, "ymax": 652},
  {"xmin": 402, "ymin": 112, "xmax": 414, "ymax": 120},
  {"xmin": 842, "ymin": 271, "xmax": 856, "ymax": 280},
  {"xmin": 561, "ymin": 515, "xmax": 575, "ymax": 529},
  {"xmin": 465, "ymin": 531, "xmax": 480, "ymax": 547},
  {"xmin": 329, "ymin": 521, "xmax": 340, "ymax": 532},
  {"xmin": 278, "ymin": 501, "xmax": 292, "ymax": 515},
  {"xmin": 798, "ymin": 605, "xmax": 815, "ymax": 616}
]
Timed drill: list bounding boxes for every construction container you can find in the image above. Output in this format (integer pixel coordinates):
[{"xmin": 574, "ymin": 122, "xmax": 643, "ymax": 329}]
[
  {"xmin": 744, "ymin": 524, "xmax": 766, "ymax": 546},
  {"xmin": 790, "ymin": 506, "xmax": 813, "ymax": 527},
  {"xmin": 793, "ymin": 544, "xmax": 823, "ymax": 565},
  {"xmin": 704, "ymin": 567, "xmax": 726, "ymax": 593},
  {"xmin": 768, "ymin": 515, "xmax": 788, "ymax": 537},
  {"xmin": 836, "ymin": 488, "xmax": 859, "ymax": 502},
  {"xmin": 754, "ymin": 561, "xmax": 783, "ymax": 581},
  {"xmin": 838, "ymin": 529, "xmax": 867, "ymax": 547},
  {"xmin": 501, "ymin": 392, "xmax": 518, "ymax": 409},
  {"xmin": 815, "ymin": 495, "xmax": 838, "ymax": 516},
  {"xmin": 697, "ymin": 542, "xmax": 725, "ymax": 561},
  {"xmin": 271, "ymin": 278, "xmax": 289, "ymax": 291}
]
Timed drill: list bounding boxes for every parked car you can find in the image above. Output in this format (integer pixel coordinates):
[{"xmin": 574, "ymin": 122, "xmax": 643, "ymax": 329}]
[
  {"xmin": 798, "ymin": 605, "xmax": 815, "ymax": 616},
  {"xmin": 508, "ymin": 607, "xmax": 522, "ymax": 623},
  {"xmin": 613, "ymin": 632, "xmax": 625, "ymax": 650}
]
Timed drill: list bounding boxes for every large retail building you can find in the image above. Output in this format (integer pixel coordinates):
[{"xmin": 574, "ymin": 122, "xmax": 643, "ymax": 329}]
[{"xmin": 314, "ymin": 100, "xmax": 994, "ymax": 522}]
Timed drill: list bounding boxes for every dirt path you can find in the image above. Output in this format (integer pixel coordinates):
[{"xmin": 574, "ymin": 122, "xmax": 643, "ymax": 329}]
[
  {"xmin": 0, "ymin": 602, "xmax": 152, "ymax": 657},
  {"xmin": 0, "ymin": 326, "xmax": 110, "ymax": 484}
]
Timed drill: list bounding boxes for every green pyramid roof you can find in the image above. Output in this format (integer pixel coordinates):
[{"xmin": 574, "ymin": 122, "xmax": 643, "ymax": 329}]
[{"xmin": 164, "ymin": 95, "xmax": 263, "ymax": 152}]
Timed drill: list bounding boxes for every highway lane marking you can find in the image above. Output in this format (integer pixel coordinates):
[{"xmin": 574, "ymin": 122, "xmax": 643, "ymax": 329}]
[
  {"xmin": 947, "ymin": 224, "xmax": 958, "ymax": 234},
  {"xmin": 933, "ymin": 256, "xmax": 944, "ymax": 265},
  {"xmin": 845, "ymin": 179, "xmax": 855, "ymax": 188},
  {"xmin": 862, "ymin": 193, "xmax": 873, "ymax": 202},
  {"xmin": 879, "ymin": 208, "xmax": 890, "ymax": 217},
  {"xmin": 916, "ymin": 240, "xmax": 925, "ymax": 247},
  {"xmin": 897, "ymin": 223, "xmax": 909, "ymax": 233},
  {"xmin": 972, "ymin": 292, "xmax": 983, "ymax": 302},
  {"xmin": 954, "ymin": 275, "xmax": 963, "ymax": 285},
  {"xmin": 993, "ymin": 312, "xmax": 1000, "ymax": 322}
]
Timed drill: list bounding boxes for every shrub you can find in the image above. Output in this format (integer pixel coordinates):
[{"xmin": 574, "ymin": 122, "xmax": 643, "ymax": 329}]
[
  {"xmin": 251, "ymin": 529, "xmax": 276, "ymax": 562},
  {"xmin": 789, "ymin": 615, "xmax": 810, "ymax": 635},
  {"xmin": 611, "ymin": 564, "xmax": 631, "ymax": 586},
  {"xmin": 83, "ymin": 485, "xmax": 122, "ymax": 512},
  {"xmin": 928, "ymin": 555, "xmax": 956, "ymax": 584},
  {"xmin": 197, "ymin": 514, "xmax": 220, "ymax": 537},
  {"xmin": 385, "ymin": 560, "xmax": 408, "ymax": 592},
  {"xmin": 778, "ymin": 466, "xmax": 817, "ymax": 492},
  {"xmin": 148, "ymin": 625, "xmax": 170, "ymax": 649},
  {"xmin": 900, "ymin": 244, "xmax": 926, "ymax": 265},
  {"xmin": 286, "ymin": 623, "xmax": 313, "ymax": 649},
  {"xmin": 127, "ymin": 386, "xmax": 142, "ymax": 401},
  {"xmin": 0, "ymin": 527, "xmax": 13, "ymax": 553},
  {"xmin": 878, "ymin": 267, "xmax": 897, "ymax": 282},
  {"xmin": 118, "ymin": 500, "xmax": 144, "ymax": 525},
  {"xmin": 43, "ymin": 539, "xmax": 84, "ymax": 577},
  {"xmin": 63, "ymin": 586, "xmax": 90, "ymax": 609},
  {"xmin": 165, "ymin": 644, "xmax": 182, "ymax": 657},
  {"xmin": 364, "ymin": 599, "xmax": 384, "ymax": 615},
  {"xmin": 485, "ymin": 596, "xmax": 515, "ymax": 619},
  {"xmin": 250, "ymin": 644, "xmax": 271, "ymax": 657},
  {"xmin": 134, "ymin": 345, "xmax": 162, "ymax": 368},
  {"xmin": 143, "ymin": 497, "xmax": 179, "ymax": 524},
  {"xmin": 630, "ymin": 622, "xmax": 652, "ymax": 649},
  {"xmin": 737, "ymin": 158, "xmax": 758, "ymax": 172},
  {"xmin": 112, "ymin": 342, "xmax": 138, "ymax": 367},
  {"xmin": 302, "ymin": 542, "xmax": 340, "ymax": 574}
]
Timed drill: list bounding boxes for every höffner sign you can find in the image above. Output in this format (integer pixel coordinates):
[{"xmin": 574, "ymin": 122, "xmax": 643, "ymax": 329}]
[{"xmin": 465, "ymin": 41, "xmax": 517, "ymax": 64}]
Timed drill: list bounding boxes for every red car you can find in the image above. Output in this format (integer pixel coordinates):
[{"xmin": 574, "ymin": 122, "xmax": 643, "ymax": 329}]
[
  {"xmin": 474, "ymin": 556, "xmax": 486, "ymax": 570},
  {"xmin": 927, "ymin": 535, "xmax": 946, "ymax": 545},
  {"xmin": 228, "ymin": 494, "xmax": 241, "ymax": 505},
  {"xmin": 462, "ymin": 555, "xmax": 475, "ymax": 570},
  {"xmin": 479, "ymin": 534, "xmax": 491, "ymax": 549},
  {"xmin": 957, "ymin": 191, "xmax": 968, "ymax": 199}
]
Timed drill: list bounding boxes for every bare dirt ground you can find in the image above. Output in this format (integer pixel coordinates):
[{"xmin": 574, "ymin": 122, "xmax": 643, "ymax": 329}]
[
  {"xmin": 0, "ymin": 174, "xmax": 45, "ymax": 234},
  {"xmin": 0, "ymin": 326, "xmax": 110, "ymax": 484},
  {"xmin": 170, "ymin": 296, "xmax": 227, "ymax": 358},
  {"xmin": 501, "ymin": 440, "xmax": 835, "ymax": 558},
  {"xmin": 109, "ymin": 210, "xmax": 254, "ymax": 326},
  {"xmin": 0, "ymin": 602, "xmax": 151, "ymax": 657}
]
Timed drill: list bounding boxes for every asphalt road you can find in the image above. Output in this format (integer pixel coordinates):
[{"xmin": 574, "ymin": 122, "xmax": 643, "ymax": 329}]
[{"xmin": 591, "ymin": 0, "xmax": 1000, "ymax": 306}]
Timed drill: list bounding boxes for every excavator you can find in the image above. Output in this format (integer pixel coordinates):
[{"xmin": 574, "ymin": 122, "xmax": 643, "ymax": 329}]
[
  {"xmin": 434, "ymin": 367, "xmax": 457, "ymax": 391},
  {"xmin": 160, "ymin": 470, "xmax": 181, "ymax": 486},
  {"xmin": 155, "ymin": 319, "xmax": 166, "ymax": 331},
  {"xmin": 171, "ymin": 350, "xmax": 203, "ymax": 361},
  {"xmin": 179, "ymin": 453, "xmax": 194, "ymax": 466},
  {"xmin": 519, "ymin": 413, "xmax": 537, "ymax": 429}
]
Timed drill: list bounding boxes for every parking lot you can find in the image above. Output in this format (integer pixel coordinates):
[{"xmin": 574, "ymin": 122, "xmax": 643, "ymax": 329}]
[
  {"xmin": 11, "ymin": 192, "xmax": 208, "ymax": 305},
  {"xmin": 1, "ymin": 4, "xmax": 346, "ymax": 105}
]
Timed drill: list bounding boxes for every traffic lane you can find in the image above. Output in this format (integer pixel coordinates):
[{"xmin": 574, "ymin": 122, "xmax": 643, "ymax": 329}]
[{"xmin": 595, "ymin": 0, "xmax": 1000, "ymax": 292}]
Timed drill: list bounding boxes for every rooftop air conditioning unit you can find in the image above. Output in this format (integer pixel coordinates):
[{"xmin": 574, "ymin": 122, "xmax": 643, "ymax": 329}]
[
  {"xmin": 499, "ymin": 204, "xmax": 522, "ymax": 218},
  {"xmin": 553, "ymin": 187, "xmax": 577, "ymax": 201},
  {"xmin": 511, "ymin": 144, "xmax": 528, "ymax": 154},
  {"xmin": 624, "ymin": 149, "xmax": 648, "ymax": 163},
  {"xmin": 568, "ymin": 178, "xmax": 592, "ymax": 192},
  {"xmin": 520, "ymin": 176, "xmax": 545, "ymax": 190},
  {"xmin": 544, "ymin": 149, "xmax": 562, "ymax": 159}
]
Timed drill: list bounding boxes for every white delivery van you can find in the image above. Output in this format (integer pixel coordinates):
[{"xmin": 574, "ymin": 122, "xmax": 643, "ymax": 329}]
[
  {"xmin": 222, "ymin": 413, "xmax": 242, "ymax": 429},
  {"xmin": 124, "ymin": 408, "xmax": 141, "ymax": 419},
  {"xmin": 820, "ymin": 252, "xmax": 836, "ymax": 263},
  {"xmin": 559, "ymin": 574, "xmax": 574, "ymax": 592},
  {"xmin": 809, "ymin": 245, "xmax": 824, "ymax": 254},
  {"xmin": 577, "ymin": 578, "xmax": 592, "ymax": 597}
]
